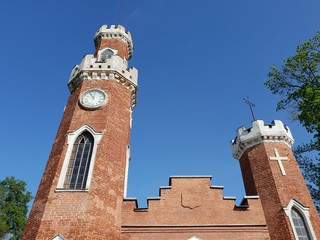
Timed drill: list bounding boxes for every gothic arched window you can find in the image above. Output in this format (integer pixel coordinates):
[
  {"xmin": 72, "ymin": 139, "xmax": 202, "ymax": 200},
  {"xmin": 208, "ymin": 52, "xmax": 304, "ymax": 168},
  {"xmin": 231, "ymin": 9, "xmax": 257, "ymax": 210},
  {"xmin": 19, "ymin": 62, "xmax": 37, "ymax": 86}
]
[
  {"xmin": 100, "ymin": 49, "xmax": 114, "ymax": 62},
  {"xmin": 63, "ymin": 131, "xmax": 94, "ymax": 189},
  {"xmin": 291, "ymin": 208, "xmax": 311, "ymax": 240},
  {"xmin": 284, "ymin": 199, "xmax": 316, "ymax": 240}
]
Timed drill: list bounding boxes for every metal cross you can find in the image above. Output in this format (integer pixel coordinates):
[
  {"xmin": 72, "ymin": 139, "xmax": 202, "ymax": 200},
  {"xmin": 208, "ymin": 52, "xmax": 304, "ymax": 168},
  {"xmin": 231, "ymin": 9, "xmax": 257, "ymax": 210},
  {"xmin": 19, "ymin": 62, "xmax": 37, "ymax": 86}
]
[
  {"xmin": 269, "ymin": 148, "xmax": 288, "ymax": 176},
  {"xmin": 243, "ymin": 96, "xmax": 256, "ymax": 121}
]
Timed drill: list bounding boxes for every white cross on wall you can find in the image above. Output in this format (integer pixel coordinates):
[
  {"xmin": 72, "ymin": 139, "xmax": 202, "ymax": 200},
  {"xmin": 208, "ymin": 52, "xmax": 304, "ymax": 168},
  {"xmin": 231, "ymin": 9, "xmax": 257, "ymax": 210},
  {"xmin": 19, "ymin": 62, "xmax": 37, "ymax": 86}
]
[{"xmin": 269, "ymin": 148, "xmax": 288, "ymax": 176}]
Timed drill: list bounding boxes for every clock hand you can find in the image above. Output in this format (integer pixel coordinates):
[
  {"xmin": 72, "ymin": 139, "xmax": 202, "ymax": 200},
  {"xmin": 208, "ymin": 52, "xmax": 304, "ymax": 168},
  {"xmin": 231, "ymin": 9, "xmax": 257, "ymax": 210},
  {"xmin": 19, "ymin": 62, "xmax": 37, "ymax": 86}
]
[{"xmin": 90, "ymin": 93, "xmax": 96, "ymax": 99}]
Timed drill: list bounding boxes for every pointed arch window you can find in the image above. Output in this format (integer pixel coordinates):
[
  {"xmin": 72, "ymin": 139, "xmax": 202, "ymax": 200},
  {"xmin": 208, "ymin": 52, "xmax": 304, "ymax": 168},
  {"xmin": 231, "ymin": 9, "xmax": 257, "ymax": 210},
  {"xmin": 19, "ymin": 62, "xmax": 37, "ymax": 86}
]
[
  {"xmin": 291, "ymin": 208, "xmax": 311, "ymax": 240},
  {"xmin": 56, "ymin": 125, "xmax": 103, "ymax": 191},
  {"xmin": 284, "ymin": 199, "xmax": 316, "ymax": 240},
  {"xmin": 64, "ymin": 132, "xmax": 94, "ymax": 189}
]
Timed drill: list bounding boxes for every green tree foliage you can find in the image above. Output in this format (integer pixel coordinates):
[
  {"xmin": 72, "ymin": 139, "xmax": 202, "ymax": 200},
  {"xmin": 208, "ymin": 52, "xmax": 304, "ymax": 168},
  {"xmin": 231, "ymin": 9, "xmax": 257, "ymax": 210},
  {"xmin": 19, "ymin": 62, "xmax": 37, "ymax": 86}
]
[
  {"xmin": 265, "ymin": 31, "xmax": 320, "ymax": 212},
  {"xmin": 0, "ymin": 177, "xmax": 32, "ymax": 240}
]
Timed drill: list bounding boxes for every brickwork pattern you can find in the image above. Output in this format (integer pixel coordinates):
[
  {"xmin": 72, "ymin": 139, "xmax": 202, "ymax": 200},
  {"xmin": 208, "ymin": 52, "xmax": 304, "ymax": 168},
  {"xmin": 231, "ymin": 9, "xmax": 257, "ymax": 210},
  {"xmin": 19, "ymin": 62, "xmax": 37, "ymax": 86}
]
[
  {"xmin": 95, "ymin": 39, "xmax": 130, "ymax": 60},
  {"xmin": 240, "ymin": 142, "xmax": 320, "ymax": 239},
  {"xmin": 23, "ymin": 25, "xmax": 320, "ymax": 240},
  {"xmin": 23, "ymin": 80, "xmax": 132, "ymax": 240},
  {"xmin": 121, "ymin": 177, "xmax": 270, "ymax": 239}
]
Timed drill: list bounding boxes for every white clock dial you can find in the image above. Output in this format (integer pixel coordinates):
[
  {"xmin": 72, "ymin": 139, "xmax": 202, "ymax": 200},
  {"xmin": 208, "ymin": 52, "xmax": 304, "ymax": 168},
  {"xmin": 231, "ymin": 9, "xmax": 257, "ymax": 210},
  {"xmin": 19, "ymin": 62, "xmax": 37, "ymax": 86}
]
[{"xmin": 80, "ymin": 89, "xmax": 108, "ymax": 109}]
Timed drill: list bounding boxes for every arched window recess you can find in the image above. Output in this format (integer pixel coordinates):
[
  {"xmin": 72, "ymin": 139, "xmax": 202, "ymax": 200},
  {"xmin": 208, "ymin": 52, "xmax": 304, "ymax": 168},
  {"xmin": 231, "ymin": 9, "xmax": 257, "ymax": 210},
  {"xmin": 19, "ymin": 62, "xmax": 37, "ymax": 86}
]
[
  {"xmin": 283, "ymin": 199, "xmax": 316, "ymax": 240},
  {"xmin": 56, "ymin": 125, "xmax": 103, "ymax": 191},
  {"xmin": 98, "ymin": 48, "xmax": 117, "ymax": 62}
]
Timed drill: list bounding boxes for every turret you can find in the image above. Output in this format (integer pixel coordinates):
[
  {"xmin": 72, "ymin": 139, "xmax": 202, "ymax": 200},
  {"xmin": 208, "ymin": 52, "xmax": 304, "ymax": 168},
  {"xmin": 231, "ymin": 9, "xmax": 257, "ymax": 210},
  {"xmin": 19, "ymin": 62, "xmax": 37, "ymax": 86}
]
[{"xmin": 231, "ymin": 120, "xmax": 320, "ymax": 239}]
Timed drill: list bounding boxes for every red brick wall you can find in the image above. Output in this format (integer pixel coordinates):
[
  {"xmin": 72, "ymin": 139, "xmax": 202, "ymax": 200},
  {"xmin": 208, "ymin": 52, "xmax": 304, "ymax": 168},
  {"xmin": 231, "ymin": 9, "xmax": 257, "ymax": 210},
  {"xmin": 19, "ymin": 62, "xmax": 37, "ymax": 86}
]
[
  {"xmin": 239, "ymin": 142, "xmax": 320, "ymax": 239},
  {"xmin": 95, "ymin": 38, "xmax": 130, "ymax": 60},
  {"xmin": 121, "ymin": 177, "xmax": 270, "ymax": 239},
  {"xmin": 23, "ymin": 80, "xmax": 132, "ymax": 239}
]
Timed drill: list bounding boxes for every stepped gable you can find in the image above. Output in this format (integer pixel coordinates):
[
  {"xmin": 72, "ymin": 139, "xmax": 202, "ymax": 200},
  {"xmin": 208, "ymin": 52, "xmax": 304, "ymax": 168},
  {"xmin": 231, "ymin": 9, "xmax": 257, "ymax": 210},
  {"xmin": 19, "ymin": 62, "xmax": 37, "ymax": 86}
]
[{"xmin": 122, "ymin": 176, "xmax": 267, "ymax": 225}]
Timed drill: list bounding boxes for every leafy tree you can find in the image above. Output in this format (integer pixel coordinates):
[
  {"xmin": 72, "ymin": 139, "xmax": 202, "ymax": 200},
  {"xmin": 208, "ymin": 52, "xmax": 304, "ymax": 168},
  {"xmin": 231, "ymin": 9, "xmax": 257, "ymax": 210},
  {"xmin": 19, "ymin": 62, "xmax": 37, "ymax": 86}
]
[
  {"xmin": 0, "ymin": 177, "xmax": 32, "ymax": 240},
  {"xmin": 265, "ymin": 31, "xmax": 320, "ymax": 212}
]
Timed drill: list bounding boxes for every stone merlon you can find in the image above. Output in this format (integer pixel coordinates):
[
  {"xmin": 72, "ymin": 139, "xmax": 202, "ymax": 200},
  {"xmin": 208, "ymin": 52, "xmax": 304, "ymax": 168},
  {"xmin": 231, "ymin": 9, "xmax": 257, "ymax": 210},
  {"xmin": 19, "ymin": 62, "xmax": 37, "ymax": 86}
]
[{"xmin": 231, "ymin": 120, "xmax": 294, "ymax": 160}]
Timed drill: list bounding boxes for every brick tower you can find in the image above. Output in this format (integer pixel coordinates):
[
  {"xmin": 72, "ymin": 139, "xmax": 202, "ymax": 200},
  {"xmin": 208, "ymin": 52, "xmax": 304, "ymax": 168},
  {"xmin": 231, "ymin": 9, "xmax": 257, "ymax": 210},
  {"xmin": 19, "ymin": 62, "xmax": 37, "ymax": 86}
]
[
  {"xmin": 22, "ymin": 25, "xmax": 138, "ymax": 240},
  {"xmin": 231, "ymin": 120, "xmax": 320, "ymax": 239}
]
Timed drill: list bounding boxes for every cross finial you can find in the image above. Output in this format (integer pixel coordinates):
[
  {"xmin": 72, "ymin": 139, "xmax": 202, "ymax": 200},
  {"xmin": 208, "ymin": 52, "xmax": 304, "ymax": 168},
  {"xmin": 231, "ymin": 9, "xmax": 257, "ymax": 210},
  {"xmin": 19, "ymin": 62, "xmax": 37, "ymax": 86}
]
[{"xmin": 243, "ymin": 96, "xmax": 256, "ymax": 121}]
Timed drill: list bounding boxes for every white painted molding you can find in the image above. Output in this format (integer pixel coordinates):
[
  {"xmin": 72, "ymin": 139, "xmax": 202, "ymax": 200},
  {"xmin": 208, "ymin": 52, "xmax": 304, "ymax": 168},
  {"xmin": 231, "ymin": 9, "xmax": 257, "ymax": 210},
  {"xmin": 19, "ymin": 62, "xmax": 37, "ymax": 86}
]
[{"xmin": 56, "ymin": 124, "xmax": 103, "ymax": 190}]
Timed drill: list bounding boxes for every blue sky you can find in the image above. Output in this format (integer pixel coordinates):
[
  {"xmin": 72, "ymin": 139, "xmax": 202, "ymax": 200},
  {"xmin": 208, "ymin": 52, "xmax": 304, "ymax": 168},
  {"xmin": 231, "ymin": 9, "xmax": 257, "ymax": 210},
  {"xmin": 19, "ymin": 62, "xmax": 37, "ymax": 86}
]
[{"xmin": 1, "ymin": 0, "xmax": 319, "ymax": 208}]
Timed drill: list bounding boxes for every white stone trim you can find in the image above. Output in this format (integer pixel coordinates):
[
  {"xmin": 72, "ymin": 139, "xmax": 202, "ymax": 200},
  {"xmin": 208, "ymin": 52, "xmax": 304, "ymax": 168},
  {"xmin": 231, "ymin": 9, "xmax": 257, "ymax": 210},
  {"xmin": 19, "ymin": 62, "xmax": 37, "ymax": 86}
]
[
  {"xmin": 56, "ymin": 125, "xmax": 103, "ymax": 190},
  {"xmin": 243, "ymin": 195, "xmax": 259, "ymax": 199},
  {"xmin": 68, "ymin": 55, "xmax": 137, "ymax": 86},
  {"xmin": 147, "ymin": 197, "xmax": 161, "ymax": 200},
  {"xmin": 188, "ymin": 237, "xmax": 202, "ymax": 240},
  {"xmin": 97, "ymin": 47, "xmax": 118, "ymax": 62},
  {"xmin": 51, "ymin": 234, "xmax": 65, "ymax": 240},
  {"xmin": 210, "ymin": 185, "xmax": 224, "ymax": 189},
  {"xmin": 124, "ymin": 197, "xmax": 137, "ymax": 201},
  {"xmin": 123, "ymin": 145, "xmax": 130, "ymax": 198},
  {"xmin": 67, "ymin": 54, "xmax": 138, "ymax": 108},
  {"xmin": 223, "ymin": 196, "xmax": 236, "ymax": 200},
  {"xmin": 231, "ymin": 120, "xmax": 294, "ymax": 160},
  {"xmin": 283, "ymin": 199, "xmax": 317, "ymax": 240},
  {"xmin": 170, "ymin": 175, "xmax": 212, "ymax": 178}
]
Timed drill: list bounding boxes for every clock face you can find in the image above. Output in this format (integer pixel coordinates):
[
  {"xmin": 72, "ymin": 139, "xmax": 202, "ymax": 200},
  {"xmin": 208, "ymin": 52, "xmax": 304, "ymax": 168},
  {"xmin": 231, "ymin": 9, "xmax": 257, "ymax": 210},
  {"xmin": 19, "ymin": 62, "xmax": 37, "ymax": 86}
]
[{"xmin": 80, "ymin": 89, "xmax": 108, "ymax": 109}]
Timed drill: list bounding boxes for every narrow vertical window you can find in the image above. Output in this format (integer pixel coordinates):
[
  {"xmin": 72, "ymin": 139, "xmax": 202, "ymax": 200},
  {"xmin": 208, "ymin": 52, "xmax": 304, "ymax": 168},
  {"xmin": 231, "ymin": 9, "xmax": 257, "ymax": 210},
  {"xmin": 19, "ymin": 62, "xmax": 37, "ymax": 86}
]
[
  {"xmin": 284, "ymin": 199, "xmax": 316, "ymax": 240},
  {"xmin": 64, "ymin": 131, "xmax": 94, "ymax": 189},
  {"xmin": 291, "ymin": 208, "xmax": 311, "ymax": 240}
]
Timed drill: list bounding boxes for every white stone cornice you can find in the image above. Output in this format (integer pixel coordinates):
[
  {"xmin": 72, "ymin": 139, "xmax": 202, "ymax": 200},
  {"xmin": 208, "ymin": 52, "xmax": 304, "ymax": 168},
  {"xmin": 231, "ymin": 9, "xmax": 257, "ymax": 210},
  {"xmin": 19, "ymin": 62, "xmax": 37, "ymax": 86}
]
[
  {"xmin": 68, "ymin": 54, "xmax": 138, "ymax": 108},
  {"xmin": 230, "ymin": 120, "xmax": 294, "ymax": 160}
]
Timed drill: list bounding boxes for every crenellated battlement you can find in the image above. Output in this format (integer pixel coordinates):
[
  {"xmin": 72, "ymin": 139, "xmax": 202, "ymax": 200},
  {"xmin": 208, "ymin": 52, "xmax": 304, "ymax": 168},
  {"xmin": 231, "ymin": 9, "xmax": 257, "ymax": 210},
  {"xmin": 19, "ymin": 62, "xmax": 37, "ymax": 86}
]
[
  {"xmin": 94, "ymin": 25, "xmax": 133, "ymax": 59},
  {"xmin": 231, "ymin": 120, "xmax": 294, "ymax": 160},
  {"xmin": 68, "ymin": 54, "xmax": 138, "ymax": 107}
]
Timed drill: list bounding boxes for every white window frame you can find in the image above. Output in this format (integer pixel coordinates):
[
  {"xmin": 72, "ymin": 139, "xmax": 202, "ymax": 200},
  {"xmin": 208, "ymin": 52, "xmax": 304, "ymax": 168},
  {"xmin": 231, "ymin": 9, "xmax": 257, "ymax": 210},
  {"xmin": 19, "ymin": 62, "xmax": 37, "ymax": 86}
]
[
  {"xmin": 97, "ymin": 47, "xmax": 118, "ymax": 62},
  {"xmin": 52, "ymin": 234, "xmax": 65, "ymax": 240},
  {"xmin": 283, "ymin": 199, "xmax": 316, "ymax": 240},
  {"xmin": 56, "ymin": 125, "xmax": 103, "ymax": 191}
]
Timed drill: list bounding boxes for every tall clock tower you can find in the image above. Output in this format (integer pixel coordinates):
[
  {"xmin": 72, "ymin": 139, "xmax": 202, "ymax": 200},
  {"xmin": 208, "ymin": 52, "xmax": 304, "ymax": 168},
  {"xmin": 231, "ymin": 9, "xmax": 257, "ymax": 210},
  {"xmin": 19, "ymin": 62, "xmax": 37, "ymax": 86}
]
[{"xmin": 22, "ymin": 25, "xmax": 138, "ymax": 240}]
